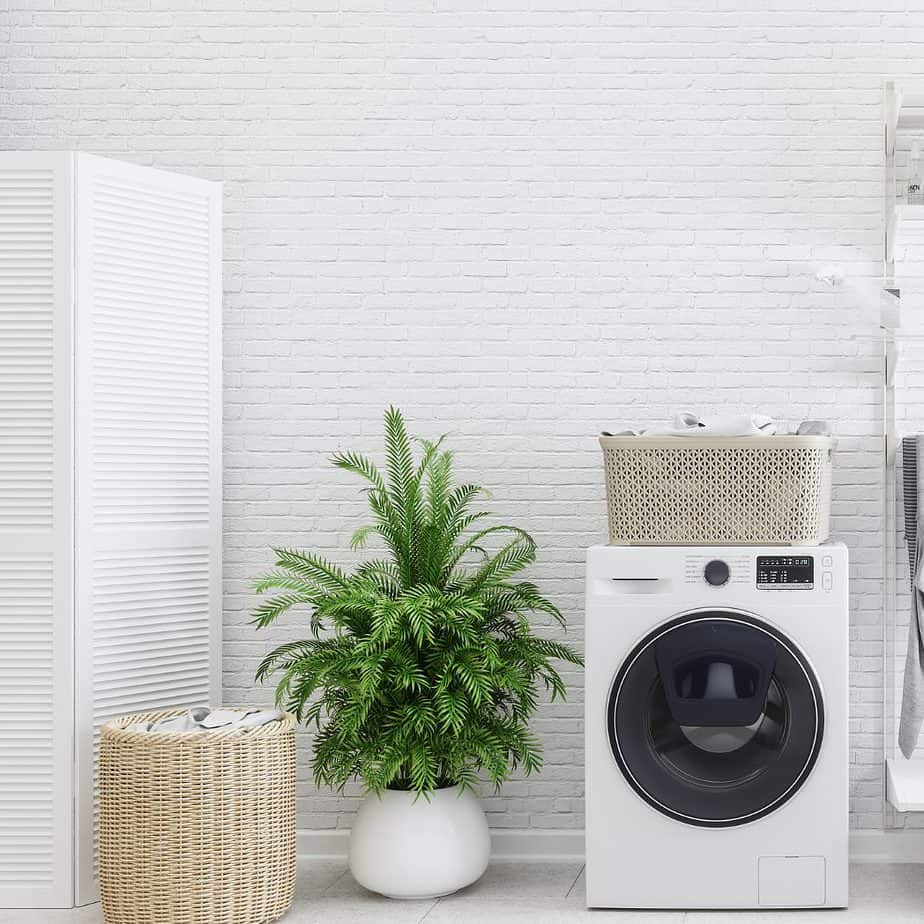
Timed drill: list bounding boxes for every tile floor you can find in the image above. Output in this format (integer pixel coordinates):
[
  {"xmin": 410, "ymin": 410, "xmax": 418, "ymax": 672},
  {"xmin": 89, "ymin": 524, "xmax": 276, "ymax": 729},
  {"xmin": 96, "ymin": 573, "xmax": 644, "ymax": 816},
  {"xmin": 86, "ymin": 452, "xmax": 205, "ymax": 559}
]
[{"xmin": 0, "ymin": 861, "xmax": 921, "ymax": 923}]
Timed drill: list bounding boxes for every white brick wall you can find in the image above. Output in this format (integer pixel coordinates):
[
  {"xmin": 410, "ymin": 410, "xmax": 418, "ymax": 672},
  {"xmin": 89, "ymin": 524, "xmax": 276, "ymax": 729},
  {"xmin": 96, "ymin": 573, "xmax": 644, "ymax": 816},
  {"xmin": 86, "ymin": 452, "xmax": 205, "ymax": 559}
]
[{"xmin": 7, "ymin": 0, "xmax": 924, "ymax": 834}]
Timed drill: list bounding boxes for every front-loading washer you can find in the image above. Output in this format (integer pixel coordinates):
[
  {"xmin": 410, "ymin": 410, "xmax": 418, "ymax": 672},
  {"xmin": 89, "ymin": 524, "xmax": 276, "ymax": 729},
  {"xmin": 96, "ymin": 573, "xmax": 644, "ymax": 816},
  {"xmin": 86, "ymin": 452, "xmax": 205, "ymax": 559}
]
[{"xmin": 585, "ymin": 544, "xmax": 848, "ymax": 909}]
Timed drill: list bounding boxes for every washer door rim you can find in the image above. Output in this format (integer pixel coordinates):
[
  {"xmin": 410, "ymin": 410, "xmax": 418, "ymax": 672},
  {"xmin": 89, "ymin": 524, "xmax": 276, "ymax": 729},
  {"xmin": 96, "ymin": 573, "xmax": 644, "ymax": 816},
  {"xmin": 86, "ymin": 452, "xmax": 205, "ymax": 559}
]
[{"xmin": 607, "ymin": 608, "xmax": 825, "ymax": 828}]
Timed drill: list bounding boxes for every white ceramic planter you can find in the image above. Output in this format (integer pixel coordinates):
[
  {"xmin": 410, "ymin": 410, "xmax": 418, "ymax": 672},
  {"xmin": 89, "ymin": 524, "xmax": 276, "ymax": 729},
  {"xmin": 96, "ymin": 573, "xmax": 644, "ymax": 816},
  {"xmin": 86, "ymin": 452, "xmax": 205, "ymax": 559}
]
[{"xmin": 348, "ymin": 785, "xmax": 491, "ymax": 899}]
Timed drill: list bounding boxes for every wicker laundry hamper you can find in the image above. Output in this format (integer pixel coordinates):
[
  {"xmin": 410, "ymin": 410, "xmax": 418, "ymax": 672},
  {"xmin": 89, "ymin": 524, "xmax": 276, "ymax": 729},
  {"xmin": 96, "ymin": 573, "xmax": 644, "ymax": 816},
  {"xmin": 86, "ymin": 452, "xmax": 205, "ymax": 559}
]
[
  {"xmin": 599, "ymin": 435, "xmax": 834, "ymax": 546},
  {"xmin": 98, "ymin": 709, "xmax": 296, "ymax": 924}
]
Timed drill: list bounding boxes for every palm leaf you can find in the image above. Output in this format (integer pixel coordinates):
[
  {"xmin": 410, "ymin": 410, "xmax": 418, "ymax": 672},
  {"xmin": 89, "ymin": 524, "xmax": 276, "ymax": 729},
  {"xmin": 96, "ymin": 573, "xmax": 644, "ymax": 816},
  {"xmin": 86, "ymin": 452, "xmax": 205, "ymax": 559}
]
[
  {"xmin": 350, "ymin": 524, "xmax": 376, "ymax": 550},
  {"xmin": 252, "ymin": 406, "xmax": 580, "ymax": 796},
  {"xmin": 465, "ymin": 533, "xmax": 537, "ymax": 588},
  {"xmin": 331, "ymin": 450, "xmax": 387, "ymax": 495},
  {"xmin": 273, "ymin": 548, "xmax": 349, "ymax": 591},
  {"xmin": 251, "ymin": 592, "xmax": 313, "ymax": 629}
]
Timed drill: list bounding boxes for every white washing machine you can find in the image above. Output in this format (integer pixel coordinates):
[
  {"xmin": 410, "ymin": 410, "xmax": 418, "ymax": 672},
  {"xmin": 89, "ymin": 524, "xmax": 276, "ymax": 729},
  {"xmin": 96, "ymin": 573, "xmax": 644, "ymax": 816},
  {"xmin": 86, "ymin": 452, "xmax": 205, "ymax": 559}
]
[{"xmin": 585, "ymin": 544, "xmax": 848, "ymax": 910}]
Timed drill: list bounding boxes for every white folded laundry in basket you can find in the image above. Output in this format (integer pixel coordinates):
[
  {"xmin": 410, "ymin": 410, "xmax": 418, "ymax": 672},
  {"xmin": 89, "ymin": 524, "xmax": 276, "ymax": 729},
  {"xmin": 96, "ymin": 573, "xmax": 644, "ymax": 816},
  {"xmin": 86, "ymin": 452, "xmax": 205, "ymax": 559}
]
[
  {"xmin": 605, "ymin": 413, "xmax": 834, "ymax": 439},
  {"xmin": 126, "ymin": 706, "xmax": 284, "ymax": 734},
  {"xmin": 607, "ymin": 411, "xmax": 777, "ymax": 437}
]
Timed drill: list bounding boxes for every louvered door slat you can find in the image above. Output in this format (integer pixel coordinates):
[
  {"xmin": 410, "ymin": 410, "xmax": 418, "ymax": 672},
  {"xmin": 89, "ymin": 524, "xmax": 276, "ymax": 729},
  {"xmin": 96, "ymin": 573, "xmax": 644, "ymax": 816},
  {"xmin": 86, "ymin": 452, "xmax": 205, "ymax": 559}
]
[
  {"xmin": 0, "ymin": 154, "xmax": 73, "ymax": 909},
  {"xmin": 73, "ymin": 155, "xmax": 221, "ymax": 905}
]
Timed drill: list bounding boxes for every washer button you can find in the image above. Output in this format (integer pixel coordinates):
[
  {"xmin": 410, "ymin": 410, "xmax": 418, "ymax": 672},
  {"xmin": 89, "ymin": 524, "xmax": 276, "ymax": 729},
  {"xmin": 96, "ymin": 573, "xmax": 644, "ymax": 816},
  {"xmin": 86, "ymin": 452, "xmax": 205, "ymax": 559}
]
[
  {"xmin": 822, "ymin": 572, "xmax": 833, "ymax": 591},
  {"xmin": 704, "ymin": 559, "xmax": 730, "ymax": 586},
  {"xmin": 822, "ymin": 555, "xmax": 833, "ymax": 568}
]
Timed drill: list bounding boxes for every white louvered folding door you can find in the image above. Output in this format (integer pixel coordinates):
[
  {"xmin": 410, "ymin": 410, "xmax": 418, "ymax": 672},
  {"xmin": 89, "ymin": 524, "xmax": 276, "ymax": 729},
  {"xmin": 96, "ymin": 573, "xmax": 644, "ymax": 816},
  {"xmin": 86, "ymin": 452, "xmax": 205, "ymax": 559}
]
[
  {"xmin": 0, "ymin": 153, "xmax": 221, "ymax": 910},
  {"xmin": 73, "ymin": 155, "xmax": 222, "ymax": 905},
  {"xmin": 0, "ymin": 153, "xmax": 74, "ymax": 910}
]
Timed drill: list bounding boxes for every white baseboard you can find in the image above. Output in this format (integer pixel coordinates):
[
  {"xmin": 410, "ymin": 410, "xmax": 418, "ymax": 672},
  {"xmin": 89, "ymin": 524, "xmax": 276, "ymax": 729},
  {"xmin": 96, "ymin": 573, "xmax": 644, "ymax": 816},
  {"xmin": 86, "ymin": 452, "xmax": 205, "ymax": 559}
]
[
  {"xmin": 849, "ymin": 829, "xmax": 924, "ymax": 863},
  {"xmin": 489, "ymin": 830, "xmax": 584, "ymax": 860},
  {"xmin": 297, "ymin": 828, "xmax": 584, "ymax": 862},
  {"xmin": 298, "ymin": 828, "xmax": 924, "ymax": 864},
  {"xmin": 298, "ymin": 830, "xmax": 349, "ymax": 858}
]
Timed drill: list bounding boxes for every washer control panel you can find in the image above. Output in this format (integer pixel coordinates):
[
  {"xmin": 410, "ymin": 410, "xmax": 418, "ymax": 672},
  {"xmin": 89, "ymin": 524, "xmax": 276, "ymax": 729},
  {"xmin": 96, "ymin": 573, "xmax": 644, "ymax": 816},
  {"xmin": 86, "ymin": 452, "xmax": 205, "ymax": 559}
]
[
  {"xmin": 679, "ymin": 549, "xmax": 838, "ymax": 594},
  {"xmin": 757, "ymin": 555, "xmax": 814, "ymax": 590},
  {"xmin": 684, "ymin": 553, "xmax": 751, "ymax": 587}
]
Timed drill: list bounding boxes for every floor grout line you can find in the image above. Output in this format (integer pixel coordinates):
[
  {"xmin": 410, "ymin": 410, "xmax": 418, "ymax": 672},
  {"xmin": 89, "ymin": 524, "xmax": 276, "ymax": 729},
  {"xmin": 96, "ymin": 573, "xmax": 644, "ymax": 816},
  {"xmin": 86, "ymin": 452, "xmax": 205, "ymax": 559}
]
[
  {"xmin": 418, "ymin": 898, "xmax": 439, "ymax": 921},
  {"xmin": 320, "ymin": 866, "xmax": 350, "ymax": 896},
  {"xmin": 564, "ymin": 863, "xmax": 585, "ymax": 900}
]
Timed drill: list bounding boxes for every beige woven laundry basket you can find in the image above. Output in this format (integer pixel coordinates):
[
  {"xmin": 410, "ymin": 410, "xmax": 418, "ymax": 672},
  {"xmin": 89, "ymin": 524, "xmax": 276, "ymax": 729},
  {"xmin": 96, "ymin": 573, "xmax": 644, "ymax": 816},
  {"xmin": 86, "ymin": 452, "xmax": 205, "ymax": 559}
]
[
  {"xmin": 599, "ymin": 435, "xmax": 833, "ymax": 546},
  {"xmin": 99, "ymin": 709, "xmax": 296, "ymax": 924}
]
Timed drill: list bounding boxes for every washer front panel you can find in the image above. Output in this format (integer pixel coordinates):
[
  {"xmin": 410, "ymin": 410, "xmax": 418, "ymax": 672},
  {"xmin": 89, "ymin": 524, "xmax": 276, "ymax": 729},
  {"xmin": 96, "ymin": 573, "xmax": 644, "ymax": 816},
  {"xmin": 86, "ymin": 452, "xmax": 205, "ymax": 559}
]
[{"xmin": 607, "ymin": 611, "xmax": 824, "ymax": 828}]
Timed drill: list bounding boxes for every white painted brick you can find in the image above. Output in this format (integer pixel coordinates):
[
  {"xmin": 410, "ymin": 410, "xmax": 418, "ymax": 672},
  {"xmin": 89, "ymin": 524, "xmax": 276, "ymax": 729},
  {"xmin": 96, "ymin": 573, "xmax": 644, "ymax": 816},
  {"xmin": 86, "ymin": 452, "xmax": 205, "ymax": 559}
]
[{"xmin": 10, "ymin": 0, "xmax": 924, "ymax": 835}]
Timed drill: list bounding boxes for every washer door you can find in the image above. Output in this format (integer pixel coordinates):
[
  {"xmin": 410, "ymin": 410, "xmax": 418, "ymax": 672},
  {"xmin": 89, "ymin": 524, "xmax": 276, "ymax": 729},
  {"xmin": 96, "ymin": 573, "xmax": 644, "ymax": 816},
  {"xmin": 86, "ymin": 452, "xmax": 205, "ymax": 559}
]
[{"xmin": 608, "ymin": 611, "xmax": 824, "ymax": 828}]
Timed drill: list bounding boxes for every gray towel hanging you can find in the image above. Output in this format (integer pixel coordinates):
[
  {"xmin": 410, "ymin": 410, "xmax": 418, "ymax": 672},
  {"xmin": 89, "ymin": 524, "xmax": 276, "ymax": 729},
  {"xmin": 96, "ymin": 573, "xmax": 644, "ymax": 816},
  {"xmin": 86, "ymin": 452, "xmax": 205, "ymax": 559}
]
[{"xmin": 898, "ymin": 436, "xmax": 924, "ymax": 758}]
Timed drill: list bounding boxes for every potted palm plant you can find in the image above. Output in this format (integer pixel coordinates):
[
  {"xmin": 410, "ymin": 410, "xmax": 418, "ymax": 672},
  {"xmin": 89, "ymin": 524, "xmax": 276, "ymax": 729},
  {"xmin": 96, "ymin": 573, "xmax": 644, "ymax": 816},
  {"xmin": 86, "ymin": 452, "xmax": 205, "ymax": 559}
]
[{"xmin": 253, "ymin": 408, "xmax": 582, "ymax": 899}]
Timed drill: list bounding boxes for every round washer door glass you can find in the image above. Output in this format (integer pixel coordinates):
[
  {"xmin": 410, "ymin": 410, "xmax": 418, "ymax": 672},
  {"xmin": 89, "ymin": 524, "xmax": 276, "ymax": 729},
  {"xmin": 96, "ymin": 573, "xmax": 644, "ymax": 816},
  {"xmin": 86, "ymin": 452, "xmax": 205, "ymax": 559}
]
[{"xmin": 608, "ymin": 611, "xmax": 824, "ymax": 828}]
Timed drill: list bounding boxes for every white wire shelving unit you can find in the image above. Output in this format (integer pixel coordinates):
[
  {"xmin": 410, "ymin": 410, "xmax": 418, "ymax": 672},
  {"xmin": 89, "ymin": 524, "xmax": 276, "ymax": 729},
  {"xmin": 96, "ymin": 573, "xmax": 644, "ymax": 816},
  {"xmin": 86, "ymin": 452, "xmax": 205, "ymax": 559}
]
[{"xmin": 883, "ymin": 80, "xmax": 924, "ymax": 818}]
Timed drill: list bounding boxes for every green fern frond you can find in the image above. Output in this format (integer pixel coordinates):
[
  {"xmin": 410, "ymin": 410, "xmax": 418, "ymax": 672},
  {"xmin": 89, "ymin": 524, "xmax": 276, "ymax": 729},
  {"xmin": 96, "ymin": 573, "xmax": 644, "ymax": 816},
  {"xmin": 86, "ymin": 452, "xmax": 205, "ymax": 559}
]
[
  {"xmin": 252, "ymin": 571, "xmax": 325, "ymax": 599},
  {"xmin": 273, "ymin": 548, "xmax": 349, "ymax": 591},
  {"xmin": 331, "ymin": 450, "xmax": 388, "ymax": 495},
  {"xmin": 251, "ymin": 406, "xmax": 580, "ymax": 796},
  {"xmin": 466, "ymin": 533, "xmax": 537, "ymax": 589},
  {"xmin": 446, "ymin": 524, "xmax": 530, "ymax": 574},
  {"xmin": 350, "ymin": 524, "xmax": 376, "ymax": 550},
  {"xmin": 251, "ymin": 592, "xmax": 314, "ymax": 629}
]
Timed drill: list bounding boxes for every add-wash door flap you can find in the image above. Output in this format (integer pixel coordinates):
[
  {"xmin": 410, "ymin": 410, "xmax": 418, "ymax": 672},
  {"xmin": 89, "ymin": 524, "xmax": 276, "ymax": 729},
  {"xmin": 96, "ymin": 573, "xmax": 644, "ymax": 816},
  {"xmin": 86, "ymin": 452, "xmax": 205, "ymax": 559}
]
[
  {"xmin": 0, "ymin": 151, "xmax": 74, "ymax": 910},
  {"xmin": 73, "ymin": 154, "xmax": 221, "ymax": 905}
]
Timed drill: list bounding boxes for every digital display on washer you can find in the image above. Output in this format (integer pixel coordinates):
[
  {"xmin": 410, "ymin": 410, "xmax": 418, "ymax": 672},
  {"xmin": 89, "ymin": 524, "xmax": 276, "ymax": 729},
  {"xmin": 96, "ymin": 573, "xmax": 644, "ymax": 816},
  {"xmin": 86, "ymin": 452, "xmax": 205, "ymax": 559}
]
[{"xmin": 757, "ymin": 556, "xmax": 814, "ymax": 589}]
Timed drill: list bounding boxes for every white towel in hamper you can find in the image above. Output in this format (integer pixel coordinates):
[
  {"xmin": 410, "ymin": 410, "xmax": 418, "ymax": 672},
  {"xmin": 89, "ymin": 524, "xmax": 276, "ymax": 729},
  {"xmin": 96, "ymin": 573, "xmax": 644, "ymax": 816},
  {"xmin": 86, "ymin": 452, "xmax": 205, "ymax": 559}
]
[{"xmin": 126, "ymin": 707, "xmax": 285, "ymax": 734}]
